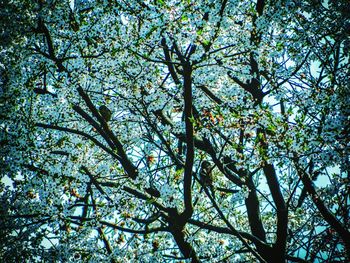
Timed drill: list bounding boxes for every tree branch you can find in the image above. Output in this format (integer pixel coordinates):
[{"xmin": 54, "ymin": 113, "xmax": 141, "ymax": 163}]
[
  {"xmin": 75, "ymin": 87, "xmax": 138, "ymax": 179},
  {"xmin": 35, "ymin": 123, "xmax": 119, "ymax": 159},
  {"xmin": 181, "ymin": 60, "xmax": 194, "ymax": 221}
]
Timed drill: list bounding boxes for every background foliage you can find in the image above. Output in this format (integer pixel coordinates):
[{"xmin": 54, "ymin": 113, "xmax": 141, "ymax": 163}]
[{"xmin": 1, "ymin": 0, "xmax": 349, "ymax": 262}]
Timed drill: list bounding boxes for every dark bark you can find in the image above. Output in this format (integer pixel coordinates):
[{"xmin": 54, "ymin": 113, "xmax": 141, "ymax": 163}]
[
  {"xmin": 181, "ymin": 61, "xmax": 194, "ymax": 221},
  {"xmin": 161, "ymin": 37, "xmax": 180, "ymax": 85},
  {"xmin": 76, "ymin": 87, "xmax": 138, "ymax": 179},
  {"xmin": 263, "ymin": 163, "xmax": 288, "ymax": 262},
  {"xmin": 245, "ymin": 176, "xmax": 267, "ymax": 242},
  {"xmin": 169, "ymin": 222, "xmax": 200, "ymax": 262}
]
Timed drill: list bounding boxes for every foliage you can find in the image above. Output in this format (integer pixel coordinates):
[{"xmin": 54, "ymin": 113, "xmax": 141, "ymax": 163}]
[{"xmin": 1, "ymin": 0, "xmax": 349, "ymax": 262}]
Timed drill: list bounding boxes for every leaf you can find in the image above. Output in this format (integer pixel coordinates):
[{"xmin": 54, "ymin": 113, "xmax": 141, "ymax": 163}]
[
  {"xmin": 157, "ymin": 0, "xmax": 165, "ymax": 6},
  {"xmin": 276, "ymin": 42, "xmax": 284, "ymax": 51},
  {"xmin": 197, "ymin": 29, "xmax": 203, "ymax": 36}
]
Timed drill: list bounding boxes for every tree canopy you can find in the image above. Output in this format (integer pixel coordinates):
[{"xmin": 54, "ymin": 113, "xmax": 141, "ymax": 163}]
[{"xmin": 1, "ymin": 0, "xmax": 349, "ymax": 262}]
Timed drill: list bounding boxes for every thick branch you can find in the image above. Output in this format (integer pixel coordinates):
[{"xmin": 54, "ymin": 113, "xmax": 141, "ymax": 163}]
[
  {"xmin": 35, "ymin": 19, "xmax": 66, "ymax": 72},
  {"xmin": 197, "ymin": 85, "xmax": 223, "ymax": 104},
  {"xmin": 245, "ymin": 176, "xmax": 267, "ymax": 243},
  {"xmin": 76, "ymin": 87, "xmax": 138, "ymax": 179},
  {"xmin": 72, "ymin": 104, "xmax": 115, "ymax": 149},
  {"xmin": 263, "ymin": 163, "xmax": 288, "ymax": 257},
  {"xmin": 256, "ymin": 0, "xmax": 265, "ymax": 16},
  {"xmin": 161, "ymin": 38, "xmax": 180, "ymax": 85},
  {"xmin": 182, "ymin": 61, "xmax": 194, "ymax": 221},
  {"xmin": 122, "ymin": 186, "xmax": 168, "ymax": 212},
  {"xmin": 228, "ymin": 71, "xmax": 264, "ymax": 103},
  {"xmin": 201, "ymin": 185, "xmax": 267, "ymax": 263},
  {"xmin": 257, "ymin": 128, "xmax": 288, "ymax": 260}
]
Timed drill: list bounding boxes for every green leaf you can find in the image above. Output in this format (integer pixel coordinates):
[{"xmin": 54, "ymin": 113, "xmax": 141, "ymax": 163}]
[
  {"xmin": 202, "ymin": 39, "xmax": 210, "ymax": 46},
  {"xmin": 197, "ymin": 29, "xmax": 203, "ymax": 36},
  {"xmin": 157, "ymin": 0, "xmax": 165, "ymax": 6},
  {"xmin": 276, "ymin": 42, "xmax": 284, "ymax": 51}
]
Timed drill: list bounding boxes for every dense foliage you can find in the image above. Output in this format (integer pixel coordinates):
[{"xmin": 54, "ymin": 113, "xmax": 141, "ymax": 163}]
[{"xmin": 1, "ymin": 0, "xmax": 349, "ymax": 262}]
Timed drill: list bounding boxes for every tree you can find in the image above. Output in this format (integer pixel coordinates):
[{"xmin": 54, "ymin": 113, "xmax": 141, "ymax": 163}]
[{"xmin": 1, "ymin": 0, "xmax": 349, "ymax": 262}]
